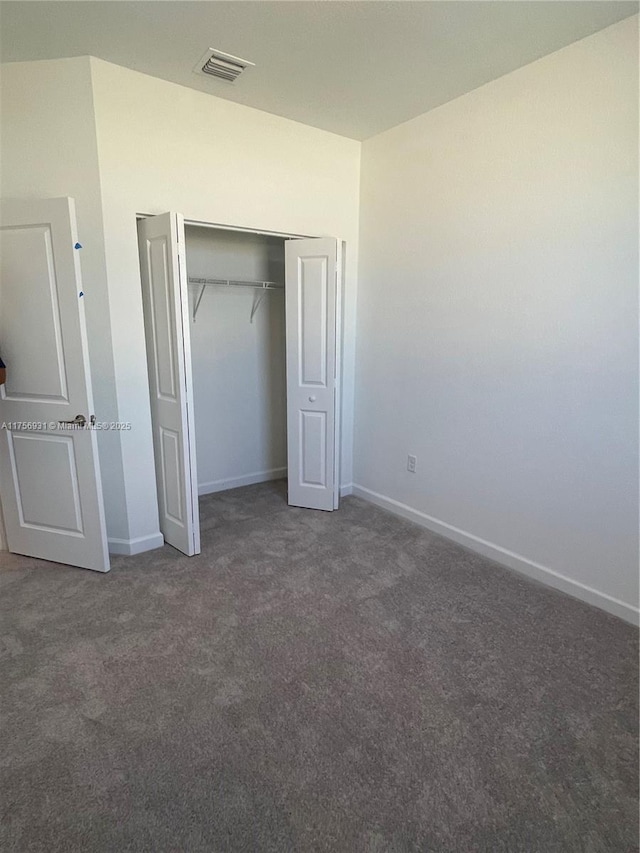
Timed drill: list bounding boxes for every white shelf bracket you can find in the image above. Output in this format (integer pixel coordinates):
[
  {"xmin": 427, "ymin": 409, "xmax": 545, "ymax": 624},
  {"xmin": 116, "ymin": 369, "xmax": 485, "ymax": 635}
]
[
  {"xmin": 250, "ymin": 288, "xmax": 267, "ymax": 324},
  {"xmin": 192, "ymin": 283, "xmax": 206, "ymax": 322}
]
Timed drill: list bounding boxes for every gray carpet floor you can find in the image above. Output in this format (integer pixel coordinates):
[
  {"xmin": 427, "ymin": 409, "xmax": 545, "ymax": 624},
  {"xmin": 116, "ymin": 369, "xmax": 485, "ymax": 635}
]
[{"xmin": 1, "ymin": 480, "xmax": 638, "ymax": 852}]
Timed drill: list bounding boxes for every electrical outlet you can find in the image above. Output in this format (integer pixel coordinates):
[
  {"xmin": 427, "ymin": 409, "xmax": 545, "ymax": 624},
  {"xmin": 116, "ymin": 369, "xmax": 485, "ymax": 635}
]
[{"xmin": 407, "ymin": 454, "xmax": 417, "ymax": 473}]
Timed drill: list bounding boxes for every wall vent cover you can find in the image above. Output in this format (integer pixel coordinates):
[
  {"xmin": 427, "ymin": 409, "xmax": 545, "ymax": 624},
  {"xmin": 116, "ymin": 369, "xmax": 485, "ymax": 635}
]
[{"xmin": 194, "ymin": 48, "xmax": 255, "ymax": 83}]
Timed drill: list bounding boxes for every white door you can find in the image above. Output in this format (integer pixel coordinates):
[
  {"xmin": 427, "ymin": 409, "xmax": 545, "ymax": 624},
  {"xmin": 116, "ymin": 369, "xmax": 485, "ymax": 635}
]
[
  {"xmin": 285, "ymin": 237, "xmax": 342, "ymax": 511},
  {"xmin": 0, "ymin": 198, "xmax": 110, "ymax": 572},
  {"xmin": 137, "ymin": 213, "xmax": 200, "ymax": 556}
]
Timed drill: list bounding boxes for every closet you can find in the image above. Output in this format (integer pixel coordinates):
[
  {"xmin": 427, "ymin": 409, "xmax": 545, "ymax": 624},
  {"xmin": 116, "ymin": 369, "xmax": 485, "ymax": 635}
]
[
  {"xmin": 137, "ymin": 212, "xmax": 342, "ymax": 557},
  {"xmin": 185, "ymin": 225, "xmax": 287, "ymax": 497}
]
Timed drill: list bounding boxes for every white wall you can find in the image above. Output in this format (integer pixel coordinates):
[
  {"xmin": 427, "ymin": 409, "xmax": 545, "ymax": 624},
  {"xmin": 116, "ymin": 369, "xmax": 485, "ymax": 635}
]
[
  {"xmin": 0, "ymin": 58, "xmax": 128, "ymax": 546},
  {"xmin": 89, "ymin": 57, "xmax": 361, "ymax": 547},
  {"xmin": 355, "ymin": 17, "xmax": 639, "ymax": 623},
  {"xmin": 185, "ymin": 227, "xmax": 287, "ymax": 493}
]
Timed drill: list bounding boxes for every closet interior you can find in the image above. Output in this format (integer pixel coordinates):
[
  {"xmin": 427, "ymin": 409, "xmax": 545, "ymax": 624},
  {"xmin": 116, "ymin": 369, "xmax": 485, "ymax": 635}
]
[{"xmin": 184, "ymin": 225, "xmax": 288, "ymax": 498}]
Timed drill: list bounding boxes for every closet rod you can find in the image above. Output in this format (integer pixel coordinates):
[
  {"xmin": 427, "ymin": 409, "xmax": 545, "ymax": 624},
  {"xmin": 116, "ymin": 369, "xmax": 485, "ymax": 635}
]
[{"xmin": 188, "ymin": 277, "xmax": 283, "ymax": 289}]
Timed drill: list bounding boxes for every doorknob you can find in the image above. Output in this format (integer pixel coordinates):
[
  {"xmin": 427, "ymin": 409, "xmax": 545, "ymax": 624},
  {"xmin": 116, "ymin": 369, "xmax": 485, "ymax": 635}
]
[
  {"xmin": 58, "ymin": 414, "xmax": 87, "ymax": 427},
  {"xmin": 308, "ymin": 396, "xmax": 316, "ymax": 402}
]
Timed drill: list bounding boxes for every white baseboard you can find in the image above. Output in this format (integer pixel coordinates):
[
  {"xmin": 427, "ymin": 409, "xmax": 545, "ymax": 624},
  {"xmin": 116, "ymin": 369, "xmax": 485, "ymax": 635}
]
[
  {"xmin": 351, "ymin": 484, "xmax": 639, "ymax": 626},
  {"xmin": 199, "ymin": 467, "xmax": 287, "ymax": 496},
  {"xmin": 108, "ymin": 533, "xmax": 164, "ymax": 556},
  {"xmin": 340, "ymin": 483, "xmax": 354, "ymax": 497}
]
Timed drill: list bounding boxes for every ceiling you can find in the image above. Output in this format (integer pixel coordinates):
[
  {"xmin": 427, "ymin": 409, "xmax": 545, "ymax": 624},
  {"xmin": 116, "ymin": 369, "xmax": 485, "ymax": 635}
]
[{"xmin": 0, "ymin": 1, "xmax": 637, "ymax": 140}]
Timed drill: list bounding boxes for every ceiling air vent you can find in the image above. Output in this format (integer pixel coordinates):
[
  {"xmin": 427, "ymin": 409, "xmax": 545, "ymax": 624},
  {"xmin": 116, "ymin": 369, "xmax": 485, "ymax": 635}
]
[{"xmin": 194, "ymin": 48, "xmax": 255, "ymax": 83}]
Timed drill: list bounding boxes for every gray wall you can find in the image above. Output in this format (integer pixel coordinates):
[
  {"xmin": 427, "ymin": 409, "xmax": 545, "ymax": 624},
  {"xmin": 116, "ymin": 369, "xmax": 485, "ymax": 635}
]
[
  {"xmin": 354, "ymin": 17, "xmax": 639, "ymax": 621},
  {"xmin": 0, "ymin": 57, "xmax": 126, "ymax": 545}
]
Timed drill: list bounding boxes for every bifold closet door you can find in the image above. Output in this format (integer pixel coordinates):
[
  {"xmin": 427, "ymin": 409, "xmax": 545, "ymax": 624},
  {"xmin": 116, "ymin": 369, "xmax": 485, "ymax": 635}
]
[
  {"xmin": 285, "ymin": 237, "xmax": 341, "ymax": 511},
  {"xmin": 138, "ymin": 213, "xmax": 200, "ymax": 556},
  {"xmin": 0, "ymin": 197, "xmax": 110, "ymax": 572}
]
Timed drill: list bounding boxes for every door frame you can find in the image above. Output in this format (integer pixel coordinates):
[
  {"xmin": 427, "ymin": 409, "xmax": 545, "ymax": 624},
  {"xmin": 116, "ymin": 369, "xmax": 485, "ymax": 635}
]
[{"xmin": 135, "ymin": 213, "xmax": 345, "ymax": 537}]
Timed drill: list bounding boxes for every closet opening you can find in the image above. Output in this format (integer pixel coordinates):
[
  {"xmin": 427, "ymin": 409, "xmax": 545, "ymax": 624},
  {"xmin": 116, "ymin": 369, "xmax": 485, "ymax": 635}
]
[
  {"xmin": 137, "ymin": 213, "xmax": 343, "ymax": 557},
  {"xmin": 185, "ymin": 224, "xmax": 288, "ymax": 498}
]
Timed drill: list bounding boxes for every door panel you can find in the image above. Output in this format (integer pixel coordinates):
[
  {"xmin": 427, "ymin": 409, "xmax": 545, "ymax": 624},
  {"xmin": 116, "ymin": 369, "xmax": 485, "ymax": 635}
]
[
  {"xmin": 1, "ymin": 225, "xmax": 69, "ymax": 401},
  {"xmin": 9, "ymin": 432, "xmax": 83, "ymax": 533},
  {"xmin": 147, "ymin": 237, "xmax": 179, "ymax": 399},
  {"xmin": 300, "ymin": 410, "xmax": 326, "ymax": 486},
  {"xmin": 138, "ymin": 213, "xmax": 200, "ymax": 556},
  {"xmin": 299, "ymin": 257, "xmax": 328, "ymax": 385},
  {"xmin": 285, "ymin": 237, "xmax": 341, "ymax": 511},
  {"xmin": 160, "ymin": 427, "xmax": 183, "ymax": 522},
  {"xmin": 0, "ymin": 198, "xmax": 110, "ymax": 571}
]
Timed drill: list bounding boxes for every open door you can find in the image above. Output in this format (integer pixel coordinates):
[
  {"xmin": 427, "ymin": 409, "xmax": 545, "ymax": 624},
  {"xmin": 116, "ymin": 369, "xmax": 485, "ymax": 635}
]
[
  {"xmin": 0, "ymin": 198, "xmax": 110, "ymax": 572},
  {"xmin": 285, "ymin": 237, "xmax": 342, "ymax": 511},
  {"xmin": 137, "ymin": 213, "xmax": 200, "ymax": 556}
]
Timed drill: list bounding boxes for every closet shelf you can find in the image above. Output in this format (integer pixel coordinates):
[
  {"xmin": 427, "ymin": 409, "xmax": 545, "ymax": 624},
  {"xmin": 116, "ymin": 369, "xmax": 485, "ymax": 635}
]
[{"xmin": 188, "ymin": 277, "xmax": 284, "ymax": 323}]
